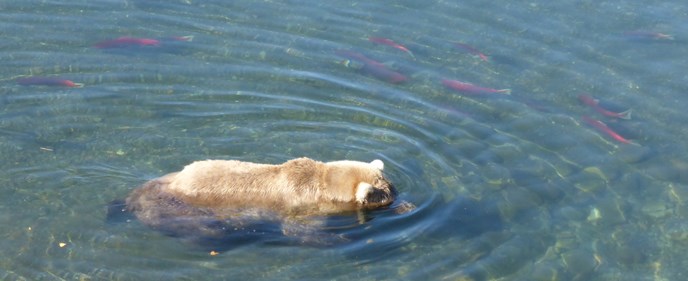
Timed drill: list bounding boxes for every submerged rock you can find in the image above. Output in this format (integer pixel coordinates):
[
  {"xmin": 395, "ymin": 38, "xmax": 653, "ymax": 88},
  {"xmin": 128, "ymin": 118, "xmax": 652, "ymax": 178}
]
[
  {"xmin": 560, "ymin": 248, "xmax": 598, "ymax": 279},
  {"xmin": 528, "ymin": 261, "xmax": 563, "ymax": 281},
  {"xmin": 664, "ymin": 218, "xmax": 688, "ymax": 245}
]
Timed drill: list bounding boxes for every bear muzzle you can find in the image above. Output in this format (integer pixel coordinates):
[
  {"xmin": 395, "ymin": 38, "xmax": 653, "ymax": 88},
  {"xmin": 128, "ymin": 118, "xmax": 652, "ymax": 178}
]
[{"xmin": 355, "ymin": 178, "xmax": 396, "ymax": 209}]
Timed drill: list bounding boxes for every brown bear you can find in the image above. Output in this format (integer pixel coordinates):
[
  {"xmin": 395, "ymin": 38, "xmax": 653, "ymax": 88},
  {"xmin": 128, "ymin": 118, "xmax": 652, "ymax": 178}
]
[{"xmin": 113, "ymin": 157, "xmax": 398, "ymax": 249}]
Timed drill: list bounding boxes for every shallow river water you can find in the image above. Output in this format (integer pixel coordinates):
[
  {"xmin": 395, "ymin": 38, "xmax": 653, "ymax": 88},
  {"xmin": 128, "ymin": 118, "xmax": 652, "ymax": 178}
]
[{"xmin": 2, "ymin": 1, "xmax": 688, "ymax": 280}]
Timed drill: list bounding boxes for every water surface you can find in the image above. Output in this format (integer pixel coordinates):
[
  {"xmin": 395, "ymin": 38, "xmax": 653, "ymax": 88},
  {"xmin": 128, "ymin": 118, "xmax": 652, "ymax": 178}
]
[{"xmin": 2, "ymin": 0, "xmax": 688, "ymax": 280}]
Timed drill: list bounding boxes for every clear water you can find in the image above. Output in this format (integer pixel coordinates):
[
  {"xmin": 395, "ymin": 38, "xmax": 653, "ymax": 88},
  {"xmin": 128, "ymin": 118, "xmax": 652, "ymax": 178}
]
[{"xmin": 2, "ymin": 0, "xmax": 688, "ymax": 280}]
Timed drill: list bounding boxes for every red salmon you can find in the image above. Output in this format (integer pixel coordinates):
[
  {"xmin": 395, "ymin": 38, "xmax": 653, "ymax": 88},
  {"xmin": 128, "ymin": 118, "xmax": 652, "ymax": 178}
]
[
  {"xmin": 453, "ymin": 42, "xmax": 489, "ymax": 62},
  {"xmin": 369, "ymin": 37, "xmax": 415, "ymax": 58},
  {"xmin": 581, "ymin": 115, "xmax": 632, "ymax": 144},
  {"xmin": 336, "ymin": 50, "xmax": 407, "ymax": 84},
  {"xmin": 441, "ymin": 79, "xmax": 510, "ymax": 95},
  {"xmin": 578, "ymin": 94, "xmax": 631, "ymax": 119},
  {"xmin": 94, "ymin": 37, "xmax": 160, "ymax": 49},
  {"xmin": 17, "ymin": 77, "xmax": 84, "ymax": 87}
]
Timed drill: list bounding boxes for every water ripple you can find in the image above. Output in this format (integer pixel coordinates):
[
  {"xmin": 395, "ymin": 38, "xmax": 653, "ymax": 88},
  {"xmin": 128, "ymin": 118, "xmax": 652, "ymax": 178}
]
[{"xmin": 2, "ymin": 0, "xmax": 687, "ymax": 280}]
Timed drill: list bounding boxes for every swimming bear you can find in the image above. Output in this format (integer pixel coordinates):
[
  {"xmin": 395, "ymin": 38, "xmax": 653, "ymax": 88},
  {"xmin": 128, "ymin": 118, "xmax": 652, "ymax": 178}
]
[{"xmin": 108, "ymin": 157, "xmax": 399, "ymax": 250}]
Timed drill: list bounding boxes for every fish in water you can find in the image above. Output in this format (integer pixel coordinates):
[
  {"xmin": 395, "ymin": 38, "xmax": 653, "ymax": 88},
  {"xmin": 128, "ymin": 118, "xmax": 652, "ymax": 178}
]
[
  {"xmin": 578, "ymin": 94, "xmax": 631, "ymax": 119},
  {"xmin": 368, "ymin": 37, "xmax": 415, "ymax": 58},
  {"xmin": 94, "ymin": 35, "xmax": 195, "ymax": 55},
  {"xmin": 16, "ymin": 76, "xmax": 84, "ymax": 88},
  {"xmin": 336, "ymin": 50, "xmax": 408, "ymax": 84},
  {"xmin": 581, "ymin": 115, "xmax": 633, "ymax": 144},
  {"xmin": 453, "ymin": 42, "xmax": 489, "ymax": 62},
  {"xmin": 441, "ymin": 78, "xmax": 510, "ymax": 95},
  {"xmin": 94, "ymin": 36, "xmax": 160, "ymax": 49}
]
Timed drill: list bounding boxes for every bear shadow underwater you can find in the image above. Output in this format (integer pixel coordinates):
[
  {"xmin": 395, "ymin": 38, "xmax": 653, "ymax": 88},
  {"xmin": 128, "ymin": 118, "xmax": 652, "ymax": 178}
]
[{"xmin": 107, "ymin": 193, "xmax": 504, "ymax": 254}]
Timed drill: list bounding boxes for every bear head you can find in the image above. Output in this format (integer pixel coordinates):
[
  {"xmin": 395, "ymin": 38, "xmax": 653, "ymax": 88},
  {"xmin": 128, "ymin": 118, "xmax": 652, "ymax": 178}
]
[{"xmin": 323, "ymin": 159, "xmax": 396, "ymax": 209}]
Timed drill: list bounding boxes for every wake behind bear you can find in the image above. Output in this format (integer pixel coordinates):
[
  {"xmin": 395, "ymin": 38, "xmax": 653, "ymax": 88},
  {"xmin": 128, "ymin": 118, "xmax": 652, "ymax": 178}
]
[{"xmin": 108, "ymin": 157, "xmax": 402, "ymax": 251}]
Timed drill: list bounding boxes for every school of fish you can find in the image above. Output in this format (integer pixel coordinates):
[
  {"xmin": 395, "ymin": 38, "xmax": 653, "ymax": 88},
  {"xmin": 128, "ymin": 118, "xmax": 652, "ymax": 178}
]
[{"xmin": 14, "ymin": 30, "xmax": 672, "ymax": 146}]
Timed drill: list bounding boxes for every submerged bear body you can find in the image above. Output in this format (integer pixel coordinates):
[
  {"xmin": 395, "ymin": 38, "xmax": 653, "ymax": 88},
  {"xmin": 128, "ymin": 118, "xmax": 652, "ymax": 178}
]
[{"xmin": 115, "ymin": 157, "xmax": 397, "ymax": 249}]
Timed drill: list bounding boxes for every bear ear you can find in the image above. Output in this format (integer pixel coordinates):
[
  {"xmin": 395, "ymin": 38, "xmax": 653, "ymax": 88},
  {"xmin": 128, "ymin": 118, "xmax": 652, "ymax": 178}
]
[
  {"xmin": 370, "ymin": 159, "xmax": 384, "ymax": 171},
  {"xmin": 355, "ymin": 182, "xmax": 373, "ymax": 203}
]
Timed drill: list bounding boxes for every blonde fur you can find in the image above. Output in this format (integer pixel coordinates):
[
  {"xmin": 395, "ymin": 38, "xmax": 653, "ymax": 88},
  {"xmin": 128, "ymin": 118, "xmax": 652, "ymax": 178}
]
[{"xmin": 127, "ymin": 157, "xmax": 395, "ymax": 219}]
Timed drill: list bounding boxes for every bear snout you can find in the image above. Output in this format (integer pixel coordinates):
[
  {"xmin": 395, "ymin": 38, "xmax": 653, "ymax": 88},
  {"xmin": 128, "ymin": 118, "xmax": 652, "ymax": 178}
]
[{"xmin": 362, "ymin": 178, "xmax": 396, "ymax": 208}]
